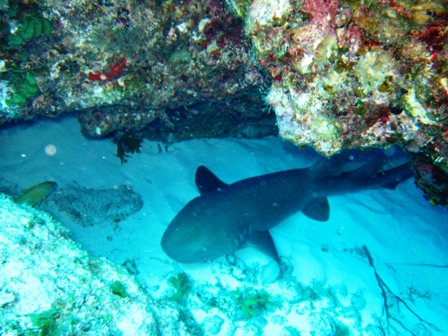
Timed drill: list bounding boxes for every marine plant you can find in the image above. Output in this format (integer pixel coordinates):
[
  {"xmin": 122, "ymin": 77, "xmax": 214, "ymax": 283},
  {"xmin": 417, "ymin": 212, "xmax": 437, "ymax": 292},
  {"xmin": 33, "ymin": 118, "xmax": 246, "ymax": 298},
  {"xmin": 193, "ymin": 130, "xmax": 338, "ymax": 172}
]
[
  {"xmin": 1, "ymin": 3, "xmax": 52, "ymax": 47},
  {"xmin": 168, "ymin": 272, "xmax": 191, "ymax": 304},
  {"xmin": 362, "ymin": 245, "xmax": 441, "ymax": 334},
  {"xmin": 0, "ymin": 3, "xmax": 52, "ymax": 109},
  {"xmin": 234, "ymin": 287, "xmax": 281, "ymax": 320},
  {"xmin": 114, "ymin": 131, "xmax": 143, "ymax": 164},
  {"xmin": 334, "ymin": 321, "xmax": 351, "ymax": 336},
  {"xmin": 6, "ymin": 13, "xmax": 52, "ymax": 45},
  {"xmin": 28, "ymin": 306, "xmax": 61, "ymax": 336},
  {"xmin": 109, "ymin": 281, "xmax": 128, "ymax": 298}
]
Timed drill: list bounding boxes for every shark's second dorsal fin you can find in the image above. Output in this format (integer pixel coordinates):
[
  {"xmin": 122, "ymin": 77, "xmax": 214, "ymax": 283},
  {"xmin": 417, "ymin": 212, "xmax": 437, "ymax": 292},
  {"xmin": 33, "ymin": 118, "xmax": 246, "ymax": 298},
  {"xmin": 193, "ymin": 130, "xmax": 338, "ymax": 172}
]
[
  {"xmin": 311, "ymin": 153, "xmax": 347, "ymax": 177},
  {"xmin": 302, "ymin": 197, "xmax": 330, "ymax": 222},
  {"xmin": 195, "ymin": 166, "xmax": 228, "ymax": 195},
  {"xmin": 349, "ymin": 159, "xmax": 386, "ymax": 179}
]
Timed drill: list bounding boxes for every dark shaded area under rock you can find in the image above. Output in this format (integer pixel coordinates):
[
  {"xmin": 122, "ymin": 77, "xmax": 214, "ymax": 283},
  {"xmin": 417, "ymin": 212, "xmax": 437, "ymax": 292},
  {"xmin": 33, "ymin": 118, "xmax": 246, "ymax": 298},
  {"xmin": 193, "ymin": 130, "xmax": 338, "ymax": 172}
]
[
  {"xmin": 412, "ymin": 155, "xmax": 448, "ymax": 207},
  {"xmin": 141, "ymin": 100, "xmax": 278, "ymax": 144}
]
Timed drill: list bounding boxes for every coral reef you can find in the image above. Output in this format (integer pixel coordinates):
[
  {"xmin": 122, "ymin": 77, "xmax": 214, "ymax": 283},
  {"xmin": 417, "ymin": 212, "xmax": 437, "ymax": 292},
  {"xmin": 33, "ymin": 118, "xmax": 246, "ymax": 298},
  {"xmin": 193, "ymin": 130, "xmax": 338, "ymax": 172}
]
[
  {"xmin": 240, "ymin": 0, "xmax": 448, "ymax": 154},
  {"xmin": 113, "ymin": 130, "xmax": 144, "ymax": 164},
  {"xmin": 0, "ymin": 0, "xmax": 268, "ymax": 138},
  {"xmin": 0, "ymin": 0, "xmax": 447, "ymax": 202},
  {"xmin": 226, "ymin": 0, "xmax": 448, "ymax": 203}
]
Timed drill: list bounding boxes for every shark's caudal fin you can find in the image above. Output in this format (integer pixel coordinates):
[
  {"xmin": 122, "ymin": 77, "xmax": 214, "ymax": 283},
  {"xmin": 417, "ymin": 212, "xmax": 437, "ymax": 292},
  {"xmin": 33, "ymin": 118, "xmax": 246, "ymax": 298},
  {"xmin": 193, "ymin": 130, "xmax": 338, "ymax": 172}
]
[
  {"xmin": 195, "ymin": 166, "xmax": 228, "ymax": 195},
  {"xmin": 345, "ymin": 160, "xmax": 413, "ymax": 190}
]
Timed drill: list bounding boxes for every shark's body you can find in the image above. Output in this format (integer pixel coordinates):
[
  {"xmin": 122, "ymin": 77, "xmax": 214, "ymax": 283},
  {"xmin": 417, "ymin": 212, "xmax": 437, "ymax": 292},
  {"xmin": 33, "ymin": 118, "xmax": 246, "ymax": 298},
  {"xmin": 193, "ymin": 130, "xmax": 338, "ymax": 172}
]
[{"xmin": 161, "ymin": 156, "xmax": 413, "ymax": 264}]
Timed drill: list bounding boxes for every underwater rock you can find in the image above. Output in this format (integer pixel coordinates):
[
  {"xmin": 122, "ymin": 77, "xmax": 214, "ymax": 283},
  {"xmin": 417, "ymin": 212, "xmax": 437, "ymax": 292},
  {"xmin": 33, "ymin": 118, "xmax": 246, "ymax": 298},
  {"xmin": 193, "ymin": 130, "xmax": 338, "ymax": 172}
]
[
  {"xmin": 44, "ymin": 183, "xmax": 143, "ymax": 227},
  {"xmin": 0, "ymin": 194, "xmax": 180, "ymax": 334}
]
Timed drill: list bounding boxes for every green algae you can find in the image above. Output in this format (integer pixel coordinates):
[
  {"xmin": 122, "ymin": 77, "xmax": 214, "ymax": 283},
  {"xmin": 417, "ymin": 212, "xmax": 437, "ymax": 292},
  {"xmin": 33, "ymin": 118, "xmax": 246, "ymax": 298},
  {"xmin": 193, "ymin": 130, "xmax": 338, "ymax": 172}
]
[
  {"xmin": 110, "ymin": 281, "xmax": 128, "ymax": 298},
  {"xmin": 2, "ymin": 72, "xmax": 40, "ymax": 107}
]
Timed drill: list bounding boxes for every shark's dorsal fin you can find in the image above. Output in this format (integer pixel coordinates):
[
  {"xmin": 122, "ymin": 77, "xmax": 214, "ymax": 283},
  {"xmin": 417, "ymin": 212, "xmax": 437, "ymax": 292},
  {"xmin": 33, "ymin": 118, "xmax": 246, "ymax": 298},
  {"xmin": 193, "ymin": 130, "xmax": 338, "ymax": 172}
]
[
  {"xmin": 302, "ymin": 197, "xmax": 330, "ymax": 222},
  {"xmin": 195, "ymin": 166, "xmax": 228, "ymax": 195}
]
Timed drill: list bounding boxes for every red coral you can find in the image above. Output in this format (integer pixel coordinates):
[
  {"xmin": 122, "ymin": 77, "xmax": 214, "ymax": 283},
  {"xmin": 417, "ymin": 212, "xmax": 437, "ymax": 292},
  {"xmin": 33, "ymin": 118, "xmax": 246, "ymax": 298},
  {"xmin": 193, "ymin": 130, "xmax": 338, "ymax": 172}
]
[
  {"xmin": 303, "ymin": 0, "xmax": 339, "ymax": 35},
  {"xmin": 413, "ymin": 23, "xmax": 446, "ymax": 52},
  {"xmin": 88, "ymin": 57, "xmax": 127, "ymax": 81}
]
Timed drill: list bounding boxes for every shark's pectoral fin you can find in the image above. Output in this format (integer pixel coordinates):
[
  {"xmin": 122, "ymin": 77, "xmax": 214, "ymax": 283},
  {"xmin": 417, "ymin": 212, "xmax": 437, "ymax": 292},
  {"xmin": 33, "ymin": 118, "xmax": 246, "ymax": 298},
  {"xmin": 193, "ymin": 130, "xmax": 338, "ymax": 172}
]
[
  {"xmin": 195, "ymin": 166, "xmax": 228, "ymax": 195},
  {"xmin": 246, "ymin": 230, "xmax": 280, "ymax": 263},
  {"xmin": 302, "ymin": 197, "xmax": 330, "ymax": 221}
]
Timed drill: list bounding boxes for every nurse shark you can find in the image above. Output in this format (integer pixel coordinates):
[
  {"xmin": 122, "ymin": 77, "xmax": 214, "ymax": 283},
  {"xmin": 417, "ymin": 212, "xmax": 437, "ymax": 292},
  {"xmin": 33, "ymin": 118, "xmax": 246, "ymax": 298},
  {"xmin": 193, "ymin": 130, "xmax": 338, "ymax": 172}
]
[{"xmin": 161, "ymin": 155, "xmax": 413, "ymax": 265}]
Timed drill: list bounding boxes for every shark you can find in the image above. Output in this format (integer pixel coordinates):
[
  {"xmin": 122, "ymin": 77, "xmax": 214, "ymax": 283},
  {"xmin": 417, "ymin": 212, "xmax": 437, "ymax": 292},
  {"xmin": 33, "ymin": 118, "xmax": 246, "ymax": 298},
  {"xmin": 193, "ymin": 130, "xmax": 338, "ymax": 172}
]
[{"xmin": 161, "ymin": 155, "xmax": 413, "ymax": 266}]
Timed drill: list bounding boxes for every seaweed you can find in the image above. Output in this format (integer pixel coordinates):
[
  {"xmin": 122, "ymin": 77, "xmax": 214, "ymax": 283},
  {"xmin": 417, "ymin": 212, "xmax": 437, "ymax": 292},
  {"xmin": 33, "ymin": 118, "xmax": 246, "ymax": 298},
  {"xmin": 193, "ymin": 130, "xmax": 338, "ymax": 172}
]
[
  {"xmin": 234, "ymin": 287, "xmax": 282, "ymax": 320},
  {"xmin": 168, "ymin": 272, "xmax": 191, "ymax": 304},
  {"xmin": 113, "ymin": 131, "xmax": 143, "ymax": 164},
  {"xmin": 28, "ymin": 306, "xmax": 61, "ymax": 336}
]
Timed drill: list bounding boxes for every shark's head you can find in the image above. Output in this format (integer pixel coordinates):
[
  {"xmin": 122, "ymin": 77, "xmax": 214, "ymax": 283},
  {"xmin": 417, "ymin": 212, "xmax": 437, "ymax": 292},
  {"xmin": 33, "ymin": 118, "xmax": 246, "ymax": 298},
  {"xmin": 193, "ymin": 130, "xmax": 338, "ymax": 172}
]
[{"xmin": 161, "ymin": 197, "xmax": 242, "ymax": 263}]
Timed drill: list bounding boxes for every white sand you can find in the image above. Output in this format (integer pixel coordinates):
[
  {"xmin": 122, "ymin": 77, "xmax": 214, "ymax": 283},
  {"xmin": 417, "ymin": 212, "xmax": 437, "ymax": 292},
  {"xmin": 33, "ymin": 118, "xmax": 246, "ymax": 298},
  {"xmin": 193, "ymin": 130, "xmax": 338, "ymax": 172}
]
[{"xmin": 1, "ymin": 116, "xmax": 447, "ymax": 334}]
